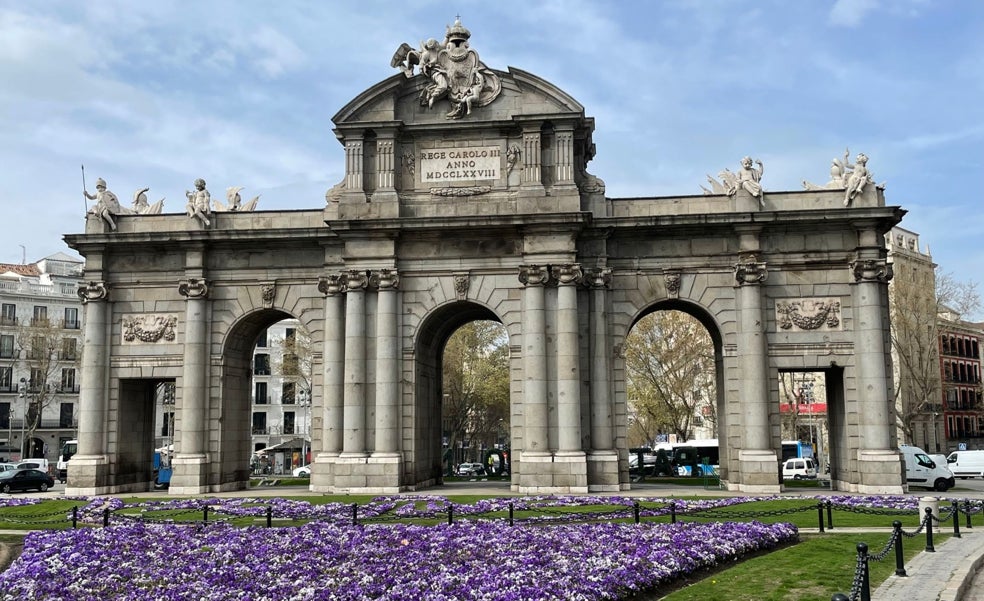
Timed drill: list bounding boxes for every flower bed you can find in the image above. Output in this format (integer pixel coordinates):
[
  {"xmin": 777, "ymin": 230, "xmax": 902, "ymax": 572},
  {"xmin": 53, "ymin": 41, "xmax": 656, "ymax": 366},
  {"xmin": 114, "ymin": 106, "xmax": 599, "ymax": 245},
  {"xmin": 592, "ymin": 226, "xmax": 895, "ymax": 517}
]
[{"xmin": 0, "ymin": 519, "xmax": 797, "ymax": 600}]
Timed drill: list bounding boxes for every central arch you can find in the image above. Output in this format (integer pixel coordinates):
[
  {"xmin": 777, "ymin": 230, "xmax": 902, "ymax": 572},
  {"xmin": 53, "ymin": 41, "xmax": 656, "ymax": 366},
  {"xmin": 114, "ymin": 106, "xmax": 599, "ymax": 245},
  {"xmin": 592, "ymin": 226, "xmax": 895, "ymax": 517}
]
[{"xmin": 413, "ymin": 301, "xmax": 504, "ymax": 487}]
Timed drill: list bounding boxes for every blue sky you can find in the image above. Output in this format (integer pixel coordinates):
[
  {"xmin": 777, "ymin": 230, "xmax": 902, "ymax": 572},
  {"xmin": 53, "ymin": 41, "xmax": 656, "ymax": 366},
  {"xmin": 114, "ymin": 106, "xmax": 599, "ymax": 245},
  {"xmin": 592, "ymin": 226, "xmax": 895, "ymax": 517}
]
[{"xmin": 2, "ymin": 1, "xmax": 981, "ymax": 300}]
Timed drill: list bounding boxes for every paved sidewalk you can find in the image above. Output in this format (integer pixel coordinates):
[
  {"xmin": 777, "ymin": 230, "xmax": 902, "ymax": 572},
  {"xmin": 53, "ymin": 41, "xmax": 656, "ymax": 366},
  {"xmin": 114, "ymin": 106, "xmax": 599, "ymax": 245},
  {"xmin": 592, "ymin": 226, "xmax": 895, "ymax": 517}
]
[{"xmin": 872, "ymin": 530, "xmax": 984, "ymax": 601}]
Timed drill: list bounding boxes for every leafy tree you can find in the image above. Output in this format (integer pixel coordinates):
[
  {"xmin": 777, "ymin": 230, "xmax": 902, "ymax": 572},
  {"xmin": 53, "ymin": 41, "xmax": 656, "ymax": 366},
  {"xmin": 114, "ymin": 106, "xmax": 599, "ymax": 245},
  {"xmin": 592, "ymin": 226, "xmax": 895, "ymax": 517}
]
[
  {"xmin": 15, "ymin": 316, "xmax": 80, "ymax": 457},
  {"xmin": 624, "ymin": 310, "xmax": 715, "ymax": 444},
  {"xmin": 442, "ymin": 321, "xmax": 509, "ymax": 464}
]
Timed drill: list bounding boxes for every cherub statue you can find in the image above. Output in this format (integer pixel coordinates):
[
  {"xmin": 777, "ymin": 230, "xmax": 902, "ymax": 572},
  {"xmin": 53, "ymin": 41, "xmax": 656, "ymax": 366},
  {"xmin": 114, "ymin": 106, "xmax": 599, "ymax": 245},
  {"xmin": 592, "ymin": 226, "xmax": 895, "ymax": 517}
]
[
  {"xmin": 84, "ymin": 178, "xmax": 122, "ymax": 231},
  {"xmin": 727, "ymin": 157, "xmax": 765, "ymax": 207},
  {"xmin": 185, "ymin": 178, "xmax": 211, "ymax": 227},
  {"xmin": 843, "ymin": 153, "xmax": 873, "ymax": 206}
]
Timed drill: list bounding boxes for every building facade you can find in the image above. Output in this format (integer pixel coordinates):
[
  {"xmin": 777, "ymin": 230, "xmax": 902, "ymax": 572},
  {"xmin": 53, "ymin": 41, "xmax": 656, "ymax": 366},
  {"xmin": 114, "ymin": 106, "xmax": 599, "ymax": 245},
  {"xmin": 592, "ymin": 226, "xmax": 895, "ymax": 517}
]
[
  {"xmin": 0, "ymin": 252, "xmax": 84, "ymax": 464},
  {"xmin": 938, "ymin": 312, "xmax": 984, "ymax": 450}
]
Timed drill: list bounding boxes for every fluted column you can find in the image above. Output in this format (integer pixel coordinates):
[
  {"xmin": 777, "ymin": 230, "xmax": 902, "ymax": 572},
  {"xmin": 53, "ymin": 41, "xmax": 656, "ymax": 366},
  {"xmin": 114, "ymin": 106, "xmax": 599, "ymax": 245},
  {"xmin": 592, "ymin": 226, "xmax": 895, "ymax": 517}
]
[
  {"xmin": 734, "ymin": 255, "xmax": 769, "ymax": 450},
  {"xmin": 344, "ymin": 137, "xmax": 364, "ymax": 191},
  {"xmin": 555, "ymin": 264, "xmax": 583, "ymax": 453},
  {"xmin": 520, "ymin": 125, "xmax": 543, "ymax": 192},
  {"xmin": 317, "ymin": 275, "xmax": 345, "ymax": 456},
  {"xmin": 554, "ymin": 125, "xmax": 576, "ymax": 186},
  {"xmin": 586, "ymin": 268, "xmax": 613, "ymax": 450},
  {"xmin": 76, "ymin": 281, "xmax": 110, "ymax": 457},
  {"xmin": 376, "ymin": 138, "xmax": 396, "ymax": 192},
  {"xmin": 341, "ymin": 269, "xmax": 368, "ymax": 456},
  {"xmin": 372, "ymin": 269, "xmax": 400, "ymax": 455},
  {"xmin": 519, "ymin": 265, "xmax": 549, "ymax": 454},
  {"xmin": 177, "ymin": 278, "xmax": 209, "ymax": 457},
  {"xmin": 851, "ymin": 257, "xmax": 894, "ymax": 450}
]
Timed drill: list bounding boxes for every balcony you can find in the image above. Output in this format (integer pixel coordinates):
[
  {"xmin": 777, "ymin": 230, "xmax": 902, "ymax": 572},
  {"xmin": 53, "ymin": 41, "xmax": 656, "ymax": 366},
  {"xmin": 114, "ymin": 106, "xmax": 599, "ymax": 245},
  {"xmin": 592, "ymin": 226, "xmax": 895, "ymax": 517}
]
[{"xmin": 63, "ymin": 321, "xmax": 80, "ymax": 330}]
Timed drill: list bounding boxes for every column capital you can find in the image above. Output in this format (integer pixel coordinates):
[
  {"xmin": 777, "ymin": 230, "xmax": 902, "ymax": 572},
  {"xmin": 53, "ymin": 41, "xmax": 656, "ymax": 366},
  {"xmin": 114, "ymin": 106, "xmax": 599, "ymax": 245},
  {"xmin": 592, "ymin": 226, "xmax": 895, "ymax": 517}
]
[
  {"xmin": 318, "ymin": 274, "xmax": 346, "ymax": 296},
  {"xmin": 735, "ymin": 254, "xmax": 767, "ymax": 286},
  {"xmin": 851, "ymin": 258, "xmax": 893, "ymax": 283},
  {"xmin": 178, "ymin": 278, "xmax": 209, "ymax": 299},
  {"xmin": 78, "ymin": 281, "xmax": 109, "ymax": 304},
  {"xmin": 518, "ymin": 264, "xmax": 550, "ymax": 287},
  {"xmin": 585, "ymin": 267, "xmax": 612, "ymax": 289},
  {"xmin": 555, "ymin": 263, "xmax": 583, "ymax": 286},
  {"xmin": 370, "ymin": 268, "xmax": 400, "ymax": 290},
  {"xmin": 343, "ymin": 269, "xmax": 369, "ymax": 292}
]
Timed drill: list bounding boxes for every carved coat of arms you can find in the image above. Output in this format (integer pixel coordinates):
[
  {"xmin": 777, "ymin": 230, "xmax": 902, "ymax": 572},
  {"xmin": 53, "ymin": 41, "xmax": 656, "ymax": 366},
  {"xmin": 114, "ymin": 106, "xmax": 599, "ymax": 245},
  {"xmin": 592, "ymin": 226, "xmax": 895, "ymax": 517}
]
[{"xmin": 391, "ymin": 18, "xmax": 502, "ymax": 119}]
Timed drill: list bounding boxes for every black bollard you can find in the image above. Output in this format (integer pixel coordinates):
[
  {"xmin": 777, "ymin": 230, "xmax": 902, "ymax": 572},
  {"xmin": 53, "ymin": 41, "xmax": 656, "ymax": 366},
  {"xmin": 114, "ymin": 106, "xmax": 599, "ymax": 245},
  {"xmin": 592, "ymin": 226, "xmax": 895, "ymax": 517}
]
[
  {"xmin": 266, "ymin": 505, "xmax": 273, "ymax": 528},
  {"xmin": 893, "ymin": 521, "xmax": 906, "ymax": 577},
  {"xmin": 203, "ymin": 505, "xmax": 209, "ymax": 524},
  {"xmin": 826, "ymin": 500, "xmax": 834, "ymax": 530},
  {"xmin": 925, "ymin": 507, "xmax": 935, "ymax": 552},
  {"xmin": 966, "ymin": 499, "xmax": 973, "ymax": 530},
  {"xmin": 817, "ymin": 501, "xmax": 825, "ymax": 533},
  {"xmin": 831, "ymin": 595, "xmax": 850, "ymax": 601},
  {"xmin": 508, "ymin": 502, "xmax": 514, "ymax": 526},
  {"xmin": 857, "ymin": 543, "xmax": 871, "ymax": 601},
  {"xmin": 72, "ymin": 506, "xmax": 78, "ymax": 529},
  {"xmin": 669, "ymin": 502, "xmax": 676, "ymax": 524},
  {"xmin": 633, "ymin": 501, "xmax": 641, "ymax": 524},
  {"xmin": 448, "ymin": 504, "xmax": 454, "ymax": 525},
  {"xmin": 103, "ymin": 507, "xmax": 110, "ymax": 527},
  {"xmin": 352, "ymin": 503, "xmax": 358, "ymax": 526},
  {"xmin": 952, "ymin": 500, "xmax": 961, "ymax": 538}
]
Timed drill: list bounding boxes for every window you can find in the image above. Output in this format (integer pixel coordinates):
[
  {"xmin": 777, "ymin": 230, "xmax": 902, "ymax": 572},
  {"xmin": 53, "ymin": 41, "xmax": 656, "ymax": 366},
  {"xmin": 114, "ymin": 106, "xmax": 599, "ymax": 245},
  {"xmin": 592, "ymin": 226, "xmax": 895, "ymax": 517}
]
[
  {"xmin": 29, "ymin": 368, "xmax": 44, "ymax": 392},
  {"xmin": 256, "ymin": 330, "xmax": 268, "ymax": 348},
  {"xmin": 283, "ymin": 352, "xmax": 299, "ymax": 375},
  {"xmin": 283, "ymin": 411, "xmax": 295, "ymax": 435},
  {"xmin": 30, "ymin": 335, "xmax": 47, "ymax": 360},
  {"xmin": 60, "ymin": 368, "xmax": 76, "ymax": 392},
  {"xmin": 64, "ymin": 308, "xmax": 79, "ymax": 329},
  {"xmin": 32, "ymin": 306, "xmax": 47, "ymax": 326},
  {"xmin": 59, "ymin": 403, "xmax": 74, "ymax": 428},
  {"xmin": 61, "ymin": 338, "xmax": 77, "ymax": 361},
  {"xmin": 282, "ymin": 381, "xmax": 296, "ymax": 404},
  {"xmin": 160, "ymin": 411, "xmax": 174, "ymax": 436},
  {"xmin": 0, "ymin": 403, "xmax": 8, "ymax": 430},
  {"xmin": 254, "ymin": 354, "xmax": 270, "ymax": 375},
  {"xmin": 252, "ymin": 412, "xmax": 267, "ymax": 434},
  {"xmin": 0, "ymin": 335, "xmax": 13, "ymax": 359},
  {"xmin": 254, "ymin": 382, "xmax": 268, "ymax": 404},
  {"xmin": 0, "ymin": 367, "xmax": 10, "ymax": 392},
  {"xmin": 0, "ymin": 304, "xmax": 14, "ymax": 326}
]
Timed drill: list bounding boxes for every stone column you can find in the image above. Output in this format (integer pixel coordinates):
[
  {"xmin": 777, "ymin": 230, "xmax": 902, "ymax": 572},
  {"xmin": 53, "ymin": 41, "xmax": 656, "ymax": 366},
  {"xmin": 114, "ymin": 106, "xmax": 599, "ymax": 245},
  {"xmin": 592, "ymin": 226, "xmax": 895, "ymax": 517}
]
[
  {"xmin": 555, "ymin": 264, "xmax": 583, "ymax": 453},
  {"xmin": 734, "ymin": 248, "xmax": 779, "ymax": 493},
  {"xmin": 372, "ymin": 269, "xmax": 400, "ymax": 455},
  {"xmin": 313, "ymin": 274, "xmax": 345, "ymax": 490},
  {"xmin": 586, "ymin": 268, "xmax": 613, "ymax": 451},
  {"xmin": 344, "ymin": 136, "xmax": 364, "ymax": 192},
  {"xmin": 341, "ymin": 269, "xmax": 368, "ymax": 457},
  {"xmin": 171, "ymin": 277, "xmax": 209, "ymax": 494},
  {"xmin": 519, "ymin": 265, "xmax": 549, "ymax": 456},
  {"xmin": 67, "ymin": 281, "xmax": 110, "ymax": 494},
  {"xmin": 553, "ymin": 125, "xmax": 576, "ymax": 187},
  {"xmin": 852, "ymin": 244, "xmax": 903, "ymax": 493}
]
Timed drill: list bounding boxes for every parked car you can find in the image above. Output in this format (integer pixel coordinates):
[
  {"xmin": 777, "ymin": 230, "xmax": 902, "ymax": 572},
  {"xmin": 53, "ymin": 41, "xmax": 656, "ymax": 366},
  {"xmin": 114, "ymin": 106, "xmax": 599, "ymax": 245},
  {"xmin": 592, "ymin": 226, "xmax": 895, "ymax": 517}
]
[
  {"xmin": 292, "ymin": 465, "xmax": 311, "ymax": 477},
  {"xmin": 0, "ymin": 469, "xmax": 55, "ymax": 493},
  {"xmin": 0, "ymin": 464, "xmax": 18, "ymax": 473},
  {"xmin": 946, "ymin": 450, "xmax": 984, "ymax": 479},
  {"xmin": 457, "ymin": 463, "xmax": 486, "ymax": 476}
]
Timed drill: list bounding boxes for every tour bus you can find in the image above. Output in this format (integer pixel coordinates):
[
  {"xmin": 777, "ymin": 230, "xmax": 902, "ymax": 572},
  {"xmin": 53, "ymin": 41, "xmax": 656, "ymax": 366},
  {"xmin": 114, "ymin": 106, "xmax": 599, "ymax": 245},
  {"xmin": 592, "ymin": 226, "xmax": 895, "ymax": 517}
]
[
  {"xmin": 671, "ymin": 439, "xmax": 720, "ymax": 477},
  {"xmin": 56, "ymin": 439, "xmax": 78, "ymax": 483}
]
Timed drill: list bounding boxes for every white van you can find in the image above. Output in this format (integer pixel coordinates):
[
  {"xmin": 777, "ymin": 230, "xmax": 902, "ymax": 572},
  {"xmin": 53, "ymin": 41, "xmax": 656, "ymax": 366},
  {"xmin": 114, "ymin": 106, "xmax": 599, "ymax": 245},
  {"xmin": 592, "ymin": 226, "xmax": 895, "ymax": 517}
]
[
  {"xmin": 782, "ymin": 457, "xmax": 817, "ymax": 480},
  {"xmin": 900, "ymin": 445, "xmax": 955, "ymax": 491},
  {"xmin": 946, "ymin": 450, "xmax": 984, "ymax": 478}
]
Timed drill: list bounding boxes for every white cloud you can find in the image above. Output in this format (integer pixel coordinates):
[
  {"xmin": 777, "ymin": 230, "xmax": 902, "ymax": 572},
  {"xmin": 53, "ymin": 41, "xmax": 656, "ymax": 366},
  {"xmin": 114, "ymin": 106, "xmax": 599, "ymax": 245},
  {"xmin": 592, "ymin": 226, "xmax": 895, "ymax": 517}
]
[{"xmin": 829, "ymin": 0, "xmax": 881, "ymax": 27}]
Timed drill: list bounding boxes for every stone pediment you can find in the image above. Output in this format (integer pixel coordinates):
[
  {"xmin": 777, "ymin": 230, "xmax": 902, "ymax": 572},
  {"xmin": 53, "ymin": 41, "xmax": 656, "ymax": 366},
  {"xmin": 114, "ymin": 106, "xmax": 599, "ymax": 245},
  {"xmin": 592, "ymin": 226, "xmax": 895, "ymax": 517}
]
[{"xmin": 333, "ymin": 67, "xmax": 585, "ymax": 127}]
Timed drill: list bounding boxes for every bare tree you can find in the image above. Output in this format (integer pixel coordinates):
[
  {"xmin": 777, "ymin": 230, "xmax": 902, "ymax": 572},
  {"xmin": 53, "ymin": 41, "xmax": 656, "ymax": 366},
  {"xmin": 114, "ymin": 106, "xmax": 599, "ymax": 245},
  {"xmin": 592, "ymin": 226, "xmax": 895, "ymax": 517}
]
[
  {"xmin": 891, "ymin": 265, "xmax": 980, "ymax": 445},
  {"xmin": 624, "ymin": 311, "xmax": 715, "ymax": 443},
  {"xmin": 15, "ymin": 317, "xmax": 79, "ymax": 458},
  {"xmin": 271, "ymin": 325, "xmax": 313, "ymax": 398}
]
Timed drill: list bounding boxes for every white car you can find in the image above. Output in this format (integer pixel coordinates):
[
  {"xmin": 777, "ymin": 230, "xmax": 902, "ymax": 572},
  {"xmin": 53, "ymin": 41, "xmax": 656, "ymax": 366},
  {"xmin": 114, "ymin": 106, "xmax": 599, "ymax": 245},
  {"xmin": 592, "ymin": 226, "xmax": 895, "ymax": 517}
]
[
  {"xmin": 782, "ymin": 457, "xmax": 817, "ymax": 480},
  {"xmin": 292, "ymin": 465, "xmax": 311, "ymax": 477}
]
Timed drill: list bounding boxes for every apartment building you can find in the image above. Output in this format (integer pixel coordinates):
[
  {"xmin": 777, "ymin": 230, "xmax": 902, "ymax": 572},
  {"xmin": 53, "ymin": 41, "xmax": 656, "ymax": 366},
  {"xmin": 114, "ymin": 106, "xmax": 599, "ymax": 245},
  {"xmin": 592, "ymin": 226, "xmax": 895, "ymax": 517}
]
[
  {"xmin": 0, "ymin": 252, "xmax": 84, "ymax": 463},
  {"xmin": 938, "ymin": 311, "xmax": 984, "ymax": 449}
]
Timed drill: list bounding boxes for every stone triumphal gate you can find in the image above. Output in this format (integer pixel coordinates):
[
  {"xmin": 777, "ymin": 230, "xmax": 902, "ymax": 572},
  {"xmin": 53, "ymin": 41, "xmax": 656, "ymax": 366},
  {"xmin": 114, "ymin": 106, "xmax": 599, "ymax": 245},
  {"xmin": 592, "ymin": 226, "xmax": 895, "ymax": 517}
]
[{"xmin": 65, "ymin": 21, "xmax": 905, "ymax": 496}]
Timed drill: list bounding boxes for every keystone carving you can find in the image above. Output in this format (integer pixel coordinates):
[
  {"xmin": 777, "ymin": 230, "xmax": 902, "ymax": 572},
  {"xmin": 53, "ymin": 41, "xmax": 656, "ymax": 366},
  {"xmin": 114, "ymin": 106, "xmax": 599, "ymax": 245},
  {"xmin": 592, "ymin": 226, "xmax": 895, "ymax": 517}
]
[
  {"xmin": 664, "ymin": 271, "xmax": 682, "ymax": 298},
  {"xmin": 261, "ymin": 283, "xmax": 276, "ymax": 308},
  {"xmin": 453, "ymin": 273, "xmax": 470, "ymax": 300}
]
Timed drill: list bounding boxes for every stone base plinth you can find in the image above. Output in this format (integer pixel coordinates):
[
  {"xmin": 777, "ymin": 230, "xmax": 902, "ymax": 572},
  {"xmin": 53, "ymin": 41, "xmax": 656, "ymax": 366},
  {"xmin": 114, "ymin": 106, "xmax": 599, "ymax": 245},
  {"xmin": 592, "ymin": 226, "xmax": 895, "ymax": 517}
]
[
  {"xmin": 736, "ymin": 449, "xmax": 781, "ymax": 494},
  {"xmin": 517, "ymin": 451, "xmax": 589, "ymax": 494},
  {"xmin": 168, "ymin": 453, "xmax": 209, "ymax": 495},
  {"xmin": 856, "ymin": 449, "xmax": 905, "ymax": 494},
  {"xmin": 309, "ymin": 452, "xmax": 339, "ymax": 492},
  {"xmin": 64, "ymin": 454, "xmax": 112, "ymax": 496},
  {"xmin": 327, "ymin": 453, "xmax": 403, "ymax": 494},
  {"xmin": 587, "ymin": 450, "xmax": 621, "ymax": 492}
]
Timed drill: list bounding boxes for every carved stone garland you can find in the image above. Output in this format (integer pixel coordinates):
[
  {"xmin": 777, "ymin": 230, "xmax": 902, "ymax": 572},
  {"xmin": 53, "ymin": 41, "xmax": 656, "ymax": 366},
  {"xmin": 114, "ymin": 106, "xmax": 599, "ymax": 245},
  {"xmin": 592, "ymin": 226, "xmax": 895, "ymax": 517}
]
[{"xmin": 122, "ymin": 314, "xmax": 178, "ymax": 343}]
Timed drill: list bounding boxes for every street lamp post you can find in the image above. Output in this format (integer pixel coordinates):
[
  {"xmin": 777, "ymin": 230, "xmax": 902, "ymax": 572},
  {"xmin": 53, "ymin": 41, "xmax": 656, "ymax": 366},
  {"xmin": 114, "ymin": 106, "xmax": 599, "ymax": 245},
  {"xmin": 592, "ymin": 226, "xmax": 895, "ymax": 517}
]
[
  {"xmin": 17, "ymin": 378, "xmax": 27, "ymax": 460},
  {"xmin": 298, "ymin": 388, "xmax": 310, "ymax": 466}
]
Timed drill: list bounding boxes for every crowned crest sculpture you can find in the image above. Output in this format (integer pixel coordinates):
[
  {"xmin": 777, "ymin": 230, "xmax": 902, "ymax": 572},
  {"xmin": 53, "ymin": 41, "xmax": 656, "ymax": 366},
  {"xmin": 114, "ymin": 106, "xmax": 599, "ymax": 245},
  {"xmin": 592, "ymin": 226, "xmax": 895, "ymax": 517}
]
[{"xmin": 391, "ymin": 18, "xmax": 502, "ymax": 119}]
